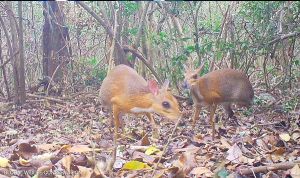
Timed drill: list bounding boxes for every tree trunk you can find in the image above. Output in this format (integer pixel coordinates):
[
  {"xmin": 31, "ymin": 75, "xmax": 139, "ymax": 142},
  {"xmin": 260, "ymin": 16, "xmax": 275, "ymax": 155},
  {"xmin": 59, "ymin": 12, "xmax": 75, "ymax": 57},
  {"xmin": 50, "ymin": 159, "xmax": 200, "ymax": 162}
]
[
  {"xmin": 6, "ymin": 1, "xmax": 26, "ymax": 105},
  {"xmin": 131, "ymin": 2, "xmax": 150, "ymax": 67},
  {"xmin": 0, "ymin": 29, "xmax": 11, "ymax": 100},
  {"xmin": 42, "ymin": 1, "xmax": 71, "ymax": 95},
  {"xmin": 17, "ymin": 1, "xmax": 26, "ymax": 104}
]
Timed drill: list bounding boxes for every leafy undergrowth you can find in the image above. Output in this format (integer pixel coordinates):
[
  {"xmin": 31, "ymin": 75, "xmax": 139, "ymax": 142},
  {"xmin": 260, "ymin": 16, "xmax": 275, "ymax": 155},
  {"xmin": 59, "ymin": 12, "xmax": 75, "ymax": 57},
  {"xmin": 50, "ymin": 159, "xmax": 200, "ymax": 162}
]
[{"xmin": 0, "ymin": 89, "xmax": 299, "ymax": 178}]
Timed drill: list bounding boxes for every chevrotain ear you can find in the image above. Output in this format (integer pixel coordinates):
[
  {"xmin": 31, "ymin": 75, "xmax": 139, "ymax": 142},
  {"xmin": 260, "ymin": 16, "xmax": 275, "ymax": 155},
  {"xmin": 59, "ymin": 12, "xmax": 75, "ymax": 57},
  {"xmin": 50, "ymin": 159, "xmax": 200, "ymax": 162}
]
[
  {"xmin": 148, "ymin": 79, "xmax": 159, "ymax": 96},
  {"xmin": 161, "ymin": 79, "xmax": 170, "ymax": 92},
  {"xmin": 183, "ymin": 64, "xmax": 188, "ymax": 71},
  {"xmin": 195, "ymin": 63, "xmax": 205, "ymax": 75}
]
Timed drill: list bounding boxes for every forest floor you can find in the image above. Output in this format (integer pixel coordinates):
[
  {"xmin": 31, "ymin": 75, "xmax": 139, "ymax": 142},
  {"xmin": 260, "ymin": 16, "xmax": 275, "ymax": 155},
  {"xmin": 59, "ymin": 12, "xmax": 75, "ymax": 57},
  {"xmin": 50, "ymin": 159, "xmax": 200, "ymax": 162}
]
[{"xmin": 0, "ymin": 87, "xmax": 299, "ymax": 178}]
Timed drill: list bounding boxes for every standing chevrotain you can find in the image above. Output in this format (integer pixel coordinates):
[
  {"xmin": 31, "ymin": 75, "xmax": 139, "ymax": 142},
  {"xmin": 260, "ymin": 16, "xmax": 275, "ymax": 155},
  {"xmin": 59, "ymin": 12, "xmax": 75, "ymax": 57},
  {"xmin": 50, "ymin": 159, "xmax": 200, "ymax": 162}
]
[
  {"xmin": 99, "ymin": 64, "xmax": 182, "ymax": 138},
  {"xmin": 183, "ymin": 64, "xmax": 254, "ymax": 139}
]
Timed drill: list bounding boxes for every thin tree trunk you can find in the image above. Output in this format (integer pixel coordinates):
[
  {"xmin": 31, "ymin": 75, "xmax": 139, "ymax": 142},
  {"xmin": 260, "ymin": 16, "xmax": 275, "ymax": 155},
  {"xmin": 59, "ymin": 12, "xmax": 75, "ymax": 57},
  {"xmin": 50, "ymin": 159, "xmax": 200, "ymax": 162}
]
[
  {"xmin": 263, "ymin": 55, "xmax": 269, "ymax": 91},
  {"xmin": 6, "ymin": 1, "xmax": 22, "ymax": 105},
  {"xmin": 18, "ymin": 1, "xmax": 26, "ymax": 104},
  {"xmin": 108, "ymin": 2, "xmax": 119, "ymax": 72},
  {"xmin": 31, "ymin": 2, "xmax": 40, "ymax": 69},
  {"xmin": 115, "ymin": 2, "xmax": 125, "ymax": 66},
  {"xmin": 147, "ymin": 3, "xmax": 155, "ymax": 66},
  {"xmin": 0, "ymin": 29, "xmax": 11, "ymax": 100},
  {"xmin": 229, "ymin": 13, "xmax": 236, "ymax": 69},
  {"xmin": 288, "ymin": 38, "xmax": 295, "ymax": 89},
  {"xmin": 189, "ymin": 2, "xmax": 202, "ymax": 64},
  {"xmin": 141, "ymin": 27, "xmax": 148, "ymax": 78},
  {"xmin": 131, "ymin": 2, "xmax": 150, "ymax": 67},
  {"xmin": 42, "ymin": 1, "xmax": 71, "ymax": 95}
]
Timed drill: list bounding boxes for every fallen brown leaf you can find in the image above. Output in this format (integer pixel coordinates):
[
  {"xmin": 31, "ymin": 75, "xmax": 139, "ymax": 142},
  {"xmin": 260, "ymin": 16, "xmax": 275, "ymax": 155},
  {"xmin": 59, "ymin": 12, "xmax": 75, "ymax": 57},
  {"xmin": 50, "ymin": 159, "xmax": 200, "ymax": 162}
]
[
  {"xmin": 190, "ymin": 167, "xmax": 213, "ymax": 177},
  {"xmin": 132, "ymin": 151, "xmax": 156, "ymax": 165},
  {"xmin": 226, "ymin": 143, "xmax": 243, "ymax": 164},
  {"xmin": 167, "ymin": 167, "xmax": 186, "ymax": 178},
  {"xmin": 272, "ymin": 147, "xmax": 286, "ymax": 156},
  {"xmin": 140, "ymin": 133, "xmax": 151, "ymax": 146},
  {"xmin": 173, "ymin": 149, "xmax": 198, "ymax": 175},
  {"xmin": 74, "ymin": 166, "xmax": 93, "ymax": 178},
  {"xmin": 290, "ymin": 164, "xmax": 300, "ymax": 178},
  {"xmin": 94, "ymin": 160, "xmax": 108, "ymax": 178},
  {"xmin": 220, "ymin": 137, "xmax": 232, "ymax": 149},
  {"xmin": 61, "ymin": 155, "xmax": 73, "ymax": 174},
  {"xmin": 17, "ymin": 141, "xmax": 38, "ymax": 159},
  {"xmin": 36, "ymin": 143, "xmax": 60, "ymax": 152}
]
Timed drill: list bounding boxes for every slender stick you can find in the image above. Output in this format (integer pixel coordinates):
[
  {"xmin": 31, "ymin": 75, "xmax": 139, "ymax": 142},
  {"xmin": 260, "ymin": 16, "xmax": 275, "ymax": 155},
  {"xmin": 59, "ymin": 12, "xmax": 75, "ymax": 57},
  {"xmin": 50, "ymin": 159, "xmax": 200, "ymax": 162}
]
[
  {"xmin": 238, "ymin": 160, "xmax": 300, "ymax": 175},
  {"xmin": 151, "ymin": 116, "xmax": 183, "ymax": 177}
]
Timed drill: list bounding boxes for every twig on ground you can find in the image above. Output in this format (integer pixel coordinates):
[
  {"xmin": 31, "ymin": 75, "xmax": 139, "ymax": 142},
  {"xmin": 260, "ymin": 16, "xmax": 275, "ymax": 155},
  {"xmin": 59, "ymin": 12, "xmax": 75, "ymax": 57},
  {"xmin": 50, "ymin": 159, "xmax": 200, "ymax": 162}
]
[
  {"xmin": 250, "ymin": 121, "xmax": 282, "ymax": 129},
  {"xmin": 27, "ymin": 93, "xmax": 66, "ymax": 105},
  {"xmin": 151, "ymin": 116, "xmax": 183, "ymax": 177},
  {"xmin": 237, "ymin": 160, "xmax": 300, "ymax": 175}
]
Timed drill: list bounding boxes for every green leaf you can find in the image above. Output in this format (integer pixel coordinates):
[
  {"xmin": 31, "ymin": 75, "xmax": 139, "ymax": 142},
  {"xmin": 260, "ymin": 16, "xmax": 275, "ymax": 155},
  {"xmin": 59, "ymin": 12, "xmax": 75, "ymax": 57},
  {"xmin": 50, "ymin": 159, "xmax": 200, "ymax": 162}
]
[
  {"xmin": 122, "ymin": 2, "xmax": 140, "ymax": 16},
  {"xmin": 87, "ymin": 57, "xmax": 97, "ymax": 66},
  {"xmin": 0, "ymin": 157, "xmax": 10, "ymax": 168},
  {"xmin": 145, "ymin": 146, "xmax": 160, "ymax": 155},
  {"xmin": 185, "ymin": 45, "xmax": 195, "ymax": 53},
  {"xmin": 206, "ymin": 42, "xmax": 212, "ymax": 51},
  {"xmin": 127, "ymin": 55, "xmax": 134, "ymax": 62},
  {"xmin": 127, "ymin": 27, "xmax": 138, "ymax": 36},
  {"xmin": 217, "ymin": 168, "xmax": 229, "ymax": 178},
  {"xmin": 216, "ymin": 51, "xmax": 223, "ymax": 61},
  {"xmin": 122, "ymin": 160, "xmax": 151, "ymax": 170},
  {"xmin": 159, "ymin": 32, "xmax": 167, "ymax": 41}
]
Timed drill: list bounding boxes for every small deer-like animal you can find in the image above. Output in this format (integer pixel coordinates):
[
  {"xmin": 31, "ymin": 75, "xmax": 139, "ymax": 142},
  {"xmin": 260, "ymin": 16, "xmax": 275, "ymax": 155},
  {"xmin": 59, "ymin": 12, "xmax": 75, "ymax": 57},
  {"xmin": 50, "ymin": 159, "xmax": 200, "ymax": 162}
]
[
  {"xmin": 99, "ymin": 64, "xmax": 182, "ymax": 138},
  {"xmin": 182, "ymin": 64, "xmax": 254, "ymax": 139}
]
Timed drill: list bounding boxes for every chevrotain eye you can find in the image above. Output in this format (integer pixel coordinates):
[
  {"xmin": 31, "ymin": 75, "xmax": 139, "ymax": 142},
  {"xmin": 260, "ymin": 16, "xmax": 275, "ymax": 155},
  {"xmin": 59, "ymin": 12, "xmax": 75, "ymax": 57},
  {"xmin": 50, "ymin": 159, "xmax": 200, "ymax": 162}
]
[
  {"xmin": 162, "ymin": 101, "xmax": 170, "ymax": 109},
  {"xmin": 192, "ymin": 75, "xmax": 197, "ymax": 79}
]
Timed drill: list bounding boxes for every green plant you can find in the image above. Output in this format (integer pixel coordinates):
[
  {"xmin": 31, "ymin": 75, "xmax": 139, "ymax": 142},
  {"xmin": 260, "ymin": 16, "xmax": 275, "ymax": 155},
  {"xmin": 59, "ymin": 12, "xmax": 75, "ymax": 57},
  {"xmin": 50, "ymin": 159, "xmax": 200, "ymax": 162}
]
[
  {"xmin": 243, "ymin": 108, "xmax": 254, "ymax": 116},
  {"xmin": 121, "ymin": 1, "xmax": 140, "ymax": 16},
  {"xmin": 76, "ymin": 57, "xmax": 107, "ymax": 86},
  {"xmin": 253, "ymin": 96, "xmax": 263, "ymax": 106},
  {"xmin": 283, "ymin": 98, "xmax": 298, "ymax": 112}
]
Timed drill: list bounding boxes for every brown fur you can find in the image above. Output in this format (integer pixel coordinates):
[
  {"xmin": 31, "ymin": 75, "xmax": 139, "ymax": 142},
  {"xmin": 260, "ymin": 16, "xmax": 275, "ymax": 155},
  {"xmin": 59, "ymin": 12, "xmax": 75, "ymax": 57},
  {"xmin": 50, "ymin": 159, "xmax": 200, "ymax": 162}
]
[
  {"xmin": 184, "ymin": 66, "xmax": 254, "ymax": 139},
  {"xmin": 99, "ymin": 64, "xmax": 181, "ymax": 137}
]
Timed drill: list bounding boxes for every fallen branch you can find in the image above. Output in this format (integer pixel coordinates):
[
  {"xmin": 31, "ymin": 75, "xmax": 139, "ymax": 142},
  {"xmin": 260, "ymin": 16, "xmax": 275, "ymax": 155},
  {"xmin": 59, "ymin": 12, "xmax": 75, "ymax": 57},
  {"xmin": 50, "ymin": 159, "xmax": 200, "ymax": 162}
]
[
  {"xmin": 128, "ymin": 145, "xmax": 163, "ymax": 151},
  {"xmin": 237, "ymin": 160, "xmax": 300, "ymax": 175},
  {"xmin": 26, "ymin": 99, "xmax": 45, "ymax": 103},
  {"xmin": 250, "ymin": 121, "xmax": 282, "ymax": 129},
  {"xmin": 68, "ymin": 91, "xmax": 98, "ymax": 98},
  {"xmin": 26, "ymin": 93, "xmax": 66, "ymax": 105},
  {"xmin": 151, "ymin": 115, "xmax": 183, "ymax": 176}
]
